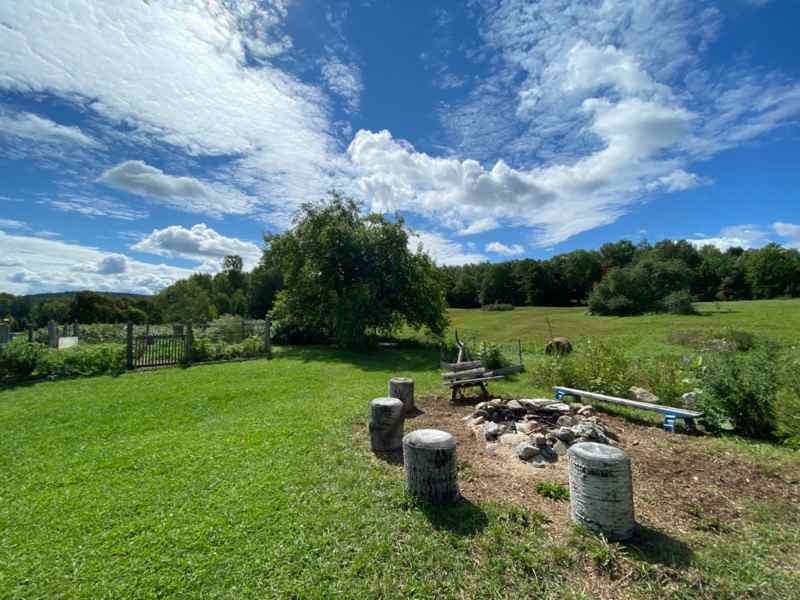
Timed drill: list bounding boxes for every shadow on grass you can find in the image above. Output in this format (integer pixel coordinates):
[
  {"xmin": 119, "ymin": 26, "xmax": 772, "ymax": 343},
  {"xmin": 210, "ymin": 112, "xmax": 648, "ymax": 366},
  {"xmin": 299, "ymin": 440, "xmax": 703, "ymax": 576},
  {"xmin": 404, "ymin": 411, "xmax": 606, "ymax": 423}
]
[
  {"xmin": 417, "ymin": 496, "xmax": 489, "ymax": 537},
  {"xmin": 373, "ymin": 448, "xmax": 404, "ymax": 465},
  {"xmin": 274, "ymin": 345, "xmax": 440, "ymax": 374},
  {"xmin": 625, "ymin": 524, "xmax": 694, "ymax": 568}
]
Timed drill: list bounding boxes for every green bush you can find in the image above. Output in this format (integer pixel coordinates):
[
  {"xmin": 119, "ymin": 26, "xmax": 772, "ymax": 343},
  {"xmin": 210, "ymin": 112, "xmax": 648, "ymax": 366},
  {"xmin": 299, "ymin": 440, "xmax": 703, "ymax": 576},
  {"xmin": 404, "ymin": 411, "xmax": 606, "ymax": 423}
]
[
  {"xmin": 777, "ymin": 349, "xmax": 800, "ymax": 446},
  {"xmin": 0, "ymin": 340, "xmax": 44, "ymax": 382},
  {"xmin": 660, "ymin": 290, "xmax": 697, "ymax": 315},
  {"xmin": 477, "ymin": 341, "xmax": 508, "ymax": 370},
  {"xmin": 699, "ymin": 343, "xmax": 778, "ymax": 438},
  {"xmin": 480, "ymin": 303, "xmax": 514, "ymax": 311},
  {"xmin": 192, "ymin": 336, "xmax": 266, "ymax": 363},
  {"xmin": 35, "ymin": 344, "xmax": 126, "ymax": 378},
  {"xmin": 535, "ymin": 482, "xmax": 569, "ymax": 501}
]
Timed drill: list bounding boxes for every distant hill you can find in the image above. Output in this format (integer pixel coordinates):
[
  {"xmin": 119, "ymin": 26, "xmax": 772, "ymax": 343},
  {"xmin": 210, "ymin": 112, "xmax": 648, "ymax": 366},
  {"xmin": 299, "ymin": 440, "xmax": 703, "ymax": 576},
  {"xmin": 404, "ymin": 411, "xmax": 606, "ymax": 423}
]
[{"xmin": 21, "ymin": 291, "xmax": 152, "ymax": 305}]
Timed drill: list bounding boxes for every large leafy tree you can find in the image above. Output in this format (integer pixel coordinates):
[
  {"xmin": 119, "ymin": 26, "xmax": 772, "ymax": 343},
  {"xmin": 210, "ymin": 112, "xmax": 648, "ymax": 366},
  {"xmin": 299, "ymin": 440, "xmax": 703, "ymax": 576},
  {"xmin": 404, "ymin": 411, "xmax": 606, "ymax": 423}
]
[{"xmin": 267, "ymin": 192, "xmax": 448, "ymax": 347}]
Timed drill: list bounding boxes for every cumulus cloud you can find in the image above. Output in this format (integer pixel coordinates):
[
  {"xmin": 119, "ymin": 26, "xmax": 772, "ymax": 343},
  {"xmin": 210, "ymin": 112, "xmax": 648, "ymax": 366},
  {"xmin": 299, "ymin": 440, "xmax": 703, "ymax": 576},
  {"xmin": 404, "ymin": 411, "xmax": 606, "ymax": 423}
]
[
  {"xmin": 96, "ymin": 254, "xmax": 128, "ymax": 275},
  {"xmin": 131, "ymin": 224, "xmax": 261, "ymax": 268},
  {"xmin": 485, "ymin": 241, "xmax": 524, "ymax": 256},
  {"xmin": 408, "ymin": 231, "xmax": 487, "ymax": 266},
  {"xmin": 687, "ymin": 225, "xmax": 769, "ymax": 251},
  {"xmin": 774, "ymin": 222, "xmax": 800, "ymax": 248},
  {"xmin": 0, "ymin": 231, "xmax": 193, "ymax": 295},
  {"xmin": 0, "ymin": 111, "xmax": 99, "ymax": 147}
]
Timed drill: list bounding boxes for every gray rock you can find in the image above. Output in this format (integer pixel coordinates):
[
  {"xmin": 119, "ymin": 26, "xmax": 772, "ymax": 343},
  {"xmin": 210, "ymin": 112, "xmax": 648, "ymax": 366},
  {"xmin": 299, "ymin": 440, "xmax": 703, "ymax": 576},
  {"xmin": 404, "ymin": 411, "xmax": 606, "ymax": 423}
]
[
  {"xmin": 572, "ymin": 422, "xmax": 609, "ymax": 444},
  {"xmin": 533, "ymin": 433, "xmax": 548, "ymax": 447},
  {"xmin": 531, "ymin": 455, "xmax": 548, "ymax": 467},
  {"xmin": 554, "ymin": 427, "xmax": 574, "ymax": 443},
  {"xmin": 489, "ymin": 398, "xmax": 505, "ymax": 407},
  {"xmin": 515, "ymin": 443, "xmax": 540, "ymax": 461},
  {"xmin": 475, "ymin": 401, "xmax": 490, "ymax": 411},
  {"xmin": 540, "ymin": 447, "xmax": 559, "ymax": 463},
  {"xmin": 556, "ymin": 415, "xmax": 576, "ymax": 428},
  {"xmin": 519, "ymin": 398, "xmax": 558, "ymax": 411},
  {"xmin": 553, "ymin": 440, "xmax": 571, "ymax": 456},
  {"xmin": 541, "ymin": 402, "xmax": 571, "ymax": 414},
  {"xmin": 577, "ymin": 406, "xmax": 593, "ymax": 417},
  {"xmin": 630, "ymin": 386, "xmax": 659, "ymax": 404},
  {"xmin": 681, "ymin": 390, "xmax": 701, "ymax": 406},
  {"xmin": 482, "ymin": 421, "xmax": 501, "ymax": 441},
  {"xmin": 515, "ymin": 421, "xmax": 537, "ymax": 435},
  {"xmin": 506, "ymin": 399, "xmax": 524, "ymax": 412}
]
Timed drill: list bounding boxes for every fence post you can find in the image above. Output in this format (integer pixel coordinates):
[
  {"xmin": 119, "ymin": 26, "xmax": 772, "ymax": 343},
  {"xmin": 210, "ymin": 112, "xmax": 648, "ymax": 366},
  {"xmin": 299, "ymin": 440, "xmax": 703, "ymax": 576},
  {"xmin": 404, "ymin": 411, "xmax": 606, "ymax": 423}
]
[
  {"xmin": 265, "ymin": 316, "xmax": 272, "ymax": 359},
  {"xmin": 27, "ymin": 326, "xmax": 33, "ymax": 343},
  {"xmin": 48, "ymin": 320, "xmax": 58, "ymax": 348},
  {"xmin": 184, "ymin": 321, "xmax": 193, "ymax": 366},
  {"xmin": 518, "ymin": 339, "xmax": 523, "ymax": 367},
  {"xmin": 241, "ymin": 316, "xmax": 246, "ymax": 342},
  {"xmin": 126, "ymin": 322, "xmax": 134, "ymax": 369},
  {"xmin": 74, "ymin": 321, "xmax": 80, "ymax": 337},
  {"xmin": 0, "ymin": 323, "xmax": 9, "ymax": 346}
]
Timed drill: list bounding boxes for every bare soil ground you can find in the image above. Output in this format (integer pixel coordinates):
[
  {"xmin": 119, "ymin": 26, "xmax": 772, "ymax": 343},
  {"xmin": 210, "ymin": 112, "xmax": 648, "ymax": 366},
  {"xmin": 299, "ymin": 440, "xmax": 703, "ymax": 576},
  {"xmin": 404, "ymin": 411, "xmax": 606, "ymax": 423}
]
[{"xmin": 408, "ymin": 393, "xmax": 800, "ymax": 540}]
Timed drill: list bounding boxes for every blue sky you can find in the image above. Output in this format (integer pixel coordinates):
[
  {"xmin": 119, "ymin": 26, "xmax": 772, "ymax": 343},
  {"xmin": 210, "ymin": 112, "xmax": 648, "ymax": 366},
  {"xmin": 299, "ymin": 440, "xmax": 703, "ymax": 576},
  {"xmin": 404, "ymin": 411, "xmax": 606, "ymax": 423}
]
[{"xmin": 1, "ymin": 0, "xmax": 799, "ymax": 295}]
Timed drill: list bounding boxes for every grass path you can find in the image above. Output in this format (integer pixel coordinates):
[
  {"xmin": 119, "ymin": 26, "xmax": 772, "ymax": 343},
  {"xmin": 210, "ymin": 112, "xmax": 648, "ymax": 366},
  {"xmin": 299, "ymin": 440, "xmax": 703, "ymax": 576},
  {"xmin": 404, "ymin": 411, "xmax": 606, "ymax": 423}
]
[{"xmin": 2, "ymin": 347, "xmax": 799, "ymax": 598}]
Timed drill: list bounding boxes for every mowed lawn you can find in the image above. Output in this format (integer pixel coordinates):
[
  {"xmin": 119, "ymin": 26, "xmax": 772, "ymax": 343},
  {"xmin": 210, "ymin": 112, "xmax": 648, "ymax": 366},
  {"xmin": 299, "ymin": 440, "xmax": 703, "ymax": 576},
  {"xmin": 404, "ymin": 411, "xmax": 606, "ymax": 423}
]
[
  {"xmin": 447, "ymin": 298, "xmax": 800, "ymax": 355},
  {"xmin": 2, "ymin": 343, "xmax": 800, "ymax": 599}
]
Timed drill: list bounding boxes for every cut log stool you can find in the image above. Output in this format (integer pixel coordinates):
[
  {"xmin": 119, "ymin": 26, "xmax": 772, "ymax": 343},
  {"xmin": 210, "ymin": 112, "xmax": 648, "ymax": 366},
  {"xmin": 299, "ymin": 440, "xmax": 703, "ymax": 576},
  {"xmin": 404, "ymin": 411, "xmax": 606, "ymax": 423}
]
[
  {"xmin": 369, "ymin": 397, "xmax": 405, "ymax": 453},
  {"xmin": 567, "ymin": 442, "xmax": 635, "ymax": 540},
  {"xmin": 403, "ymin": 429, "xmax": 459, "ymax": 504},
  {"xmin": 389, "ymin": 377, "xmax": 415, "ymax": 414}
]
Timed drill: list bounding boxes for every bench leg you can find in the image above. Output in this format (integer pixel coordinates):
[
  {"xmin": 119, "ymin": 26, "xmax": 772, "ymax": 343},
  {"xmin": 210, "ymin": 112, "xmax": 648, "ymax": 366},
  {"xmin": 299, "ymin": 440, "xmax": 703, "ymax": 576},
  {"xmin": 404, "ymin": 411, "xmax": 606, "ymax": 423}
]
[
  {"xmin": 663, "ymin": 414, "xmax": 677, "ymax": 433},
  {"xmin": 479, "ymin": 383, "xmax": 488, "ymax": 399},
  {"xmin": 450, "ymin": 387, "xmax": 457, "ymax": 403},
  {"xmin": 683, "ymin": 417, "xmax": 697, "ymax": 433}
]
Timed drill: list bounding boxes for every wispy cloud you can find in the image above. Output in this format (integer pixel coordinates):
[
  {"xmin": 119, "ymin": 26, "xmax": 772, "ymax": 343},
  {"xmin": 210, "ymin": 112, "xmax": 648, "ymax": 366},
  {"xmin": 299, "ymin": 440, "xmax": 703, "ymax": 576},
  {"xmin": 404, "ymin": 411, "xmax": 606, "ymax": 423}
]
[
  {"xmin": 0, "ymin": 111, "xmax": 100, "ymax": 147},
  {"xmin": 45, "ymin": 195, "xmax": 149, "ymax": 221}
]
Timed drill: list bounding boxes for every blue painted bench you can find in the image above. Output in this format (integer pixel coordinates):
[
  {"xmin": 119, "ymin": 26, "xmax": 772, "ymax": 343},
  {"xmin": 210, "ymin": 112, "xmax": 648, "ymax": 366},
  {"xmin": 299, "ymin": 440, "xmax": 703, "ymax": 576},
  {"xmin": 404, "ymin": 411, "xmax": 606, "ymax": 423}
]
[{"xmin": 553, "ymin": 386, "xmax": 703, "ymax": 433}]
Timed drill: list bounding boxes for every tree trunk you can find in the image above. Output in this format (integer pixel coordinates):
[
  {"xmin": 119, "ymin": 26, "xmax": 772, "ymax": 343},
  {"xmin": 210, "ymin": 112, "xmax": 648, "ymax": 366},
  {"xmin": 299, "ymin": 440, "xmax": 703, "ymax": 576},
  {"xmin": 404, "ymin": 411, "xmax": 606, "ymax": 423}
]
[
  {"xmin": 567, "ymin": 442, "xmax": 635, "ymax": 540},
  {"xmin": 369, "ymin": 397, "xmax": 404, "ymax": 453},
  {"xmin": 389, "ymin": 377, "xmax": 415, "ymax": 413},
  {"xmin": 403, "ymin": 429, "xmax": 459, "ymax": 504}
]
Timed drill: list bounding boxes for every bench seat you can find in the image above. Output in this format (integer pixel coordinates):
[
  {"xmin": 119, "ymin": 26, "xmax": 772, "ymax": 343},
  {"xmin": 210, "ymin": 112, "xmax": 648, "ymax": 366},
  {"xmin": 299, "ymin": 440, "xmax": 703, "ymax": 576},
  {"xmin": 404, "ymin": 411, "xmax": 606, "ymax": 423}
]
[{"xmin": 553, "ymin": 386, "xmax": 702, "ymax": 433}]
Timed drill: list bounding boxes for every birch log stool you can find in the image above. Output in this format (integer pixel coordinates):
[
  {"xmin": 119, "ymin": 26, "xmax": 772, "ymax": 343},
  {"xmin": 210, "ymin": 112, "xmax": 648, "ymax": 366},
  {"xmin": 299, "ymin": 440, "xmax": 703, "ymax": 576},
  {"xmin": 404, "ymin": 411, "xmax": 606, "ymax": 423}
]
[
  {"xmin": 389, "ymin": 377, "xmax": 415, "ymax": 414},
  {"xmin": 403, "ymin": 429, "xmax": 459, "ymax": 504},
  {"xmin": 567, "ymin": 442, "xmax": 635, "ymax": 540},
  {"xmin": 369, "ymin": 397, "xmax": 405, "ymax": 453}
]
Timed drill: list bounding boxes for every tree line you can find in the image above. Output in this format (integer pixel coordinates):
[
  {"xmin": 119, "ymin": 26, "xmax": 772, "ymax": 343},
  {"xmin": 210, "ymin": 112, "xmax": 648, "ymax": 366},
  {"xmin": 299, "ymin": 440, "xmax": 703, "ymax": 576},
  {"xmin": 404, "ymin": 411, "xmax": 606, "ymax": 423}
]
[
  {"xmin": 440, "ymin": 239, "xmax": 800, "ymax": 314},
  {"xmin": 4, "ymin": 211, "xmax": 800, "ymax": 327}
]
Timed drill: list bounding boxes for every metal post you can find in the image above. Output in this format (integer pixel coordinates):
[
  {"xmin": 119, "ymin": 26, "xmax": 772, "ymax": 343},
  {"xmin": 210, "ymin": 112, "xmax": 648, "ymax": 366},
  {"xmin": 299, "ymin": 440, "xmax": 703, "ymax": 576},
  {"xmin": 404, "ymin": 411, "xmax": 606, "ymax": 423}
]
[
  {"xmin": 184, "ymin": 321, "xmax": 193, "ymax": 366},
  {"xmin": 518, "ymin": 339, "xmax": 523, "ymax": 367},
  {"xmin": 48, "ymin": 320, "xmax": 58, "ymax": 348},
  {"xmin": 126, "ymin": 322, "xmax": 134, "ymax": 369},
  {"xmin": 27, "ymin": 326, "xmax": 33, "ymax": 343},
  {"xmin": 265, "ymin": 316, "xmax": 272, "ymax": 359}
]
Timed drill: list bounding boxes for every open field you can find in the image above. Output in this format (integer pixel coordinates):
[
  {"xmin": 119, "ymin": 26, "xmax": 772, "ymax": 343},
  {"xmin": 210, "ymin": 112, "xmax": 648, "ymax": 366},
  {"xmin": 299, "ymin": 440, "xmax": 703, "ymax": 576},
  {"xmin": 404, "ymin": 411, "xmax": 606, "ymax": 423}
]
[
  {"xmin": 447, "ymin": 299, "xmax": 800, "ymax": 356},
  {"xmin": 2, "ymin": 345, "xmax": 799, "ymax": 599}
]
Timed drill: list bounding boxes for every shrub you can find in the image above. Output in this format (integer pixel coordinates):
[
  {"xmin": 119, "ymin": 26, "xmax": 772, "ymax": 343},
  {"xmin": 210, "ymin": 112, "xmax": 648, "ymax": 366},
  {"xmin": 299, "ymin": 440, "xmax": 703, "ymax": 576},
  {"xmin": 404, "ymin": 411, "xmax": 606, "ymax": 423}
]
[
  {"xmin": 660, "ymin": 290, "xmax": 697, "ymax": 315},
  {"xmin": 35, "ymin": 344, "xmax": 126, "ymax": 378},
  {"xmin": 477, "ymin": 341, "xmax": 508, "ymax": 370},
  {"xmin": 699, "ymin": 343, "xmax": 778, "ymax": 438},
  {"xmin": 0, "ymin": 340, "xmax": 44, "ymax": 382},
  {"xmin": 535, "ymin": 482, "xmax": 569, "ymax": 501},
  {"xmin": 481, "ymin": 303, "xmax": 514, "ymax": 311},
  {"xmin": 776, "ymin": 349, "xmax": 800, "ymax": 446}
]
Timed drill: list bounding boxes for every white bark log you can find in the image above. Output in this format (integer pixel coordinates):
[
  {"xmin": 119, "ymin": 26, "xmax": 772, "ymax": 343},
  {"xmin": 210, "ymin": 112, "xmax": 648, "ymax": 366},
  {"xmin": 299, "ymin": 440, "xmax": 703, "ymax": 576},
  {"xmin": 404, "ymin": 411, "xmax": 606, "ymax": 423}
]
[
  {"xmin": 369, "ymin": 397, "xmax": 405, "ymax": 453},
  {"xmin": 403, "ymin": 429, "xmax": 459, "ymax": 504},
  {"xmin": 567, "ymin": 442, "xmax": 635, "ymax": 540},
  {"xmin": 389, "ymin": 377, "xmax": 415, "ymax": 413}
]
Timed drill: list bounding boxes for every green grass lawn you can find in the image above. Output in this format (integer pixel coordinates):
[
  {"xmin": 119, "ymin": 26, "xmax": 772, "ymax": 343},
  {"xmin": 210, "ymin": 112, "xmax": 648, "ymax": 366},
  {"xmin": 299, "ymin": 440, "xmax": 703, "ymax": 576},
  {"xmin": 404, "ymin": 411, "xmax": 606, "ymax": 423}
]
[
  {"xmin": 2, "ymin": 346, "xmax": 799, "ymax": 599},
  {"xmin": 446, "ymin": 298, "xmax": 800, "ymax": 356}
]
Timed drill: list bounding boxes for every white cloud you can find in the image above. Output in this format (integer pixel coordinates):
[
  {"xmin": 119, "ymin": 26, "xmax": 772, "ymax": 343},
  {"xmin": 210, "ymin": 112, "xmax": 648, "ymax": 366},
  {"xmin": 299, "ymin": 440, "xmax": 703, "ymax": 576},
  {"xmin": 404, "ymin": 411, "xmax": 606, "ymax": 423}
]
[
  {"xmin": 485, "ymin": 241, "xmax": 524, "ymax": 256},
  {"xmin": 0, "ymin": 0, "xmax": 343, "ymax": 219},
  {"xmin": 96, "ymin": 254, "xmax": 128, "ymax": 275},
  {"xmin": 0, "ymin": 111, "xmax": 99, "ymax": 147},
  {"xmin": 647, "ymin": 169, "xmax": 710, "ymax": 193},
  {"xmin": 457, "ymin": 218, "xmax": 500, "ymax": 236},
  {"xmin": 320, "ymin": 58, "xmax": 363, "ymax": 113},
  {"xmin": 131, "ymin": 224, "xmax": 261, "ymax": 269},
  {"xmin": 774, "ymin": 222, "xmax": 800, "ymax": 248},
  {"xmin": 0, "ymin": 218, "xmax": 28, "ymax": 231},
  {"xmin": 0, "ymin": 231, "xmax": 194, "ymax": 295},
  {"xmin": 45, "ymin": 195, "xmax": 148, "ymax": 221},
  {"xmin": 408, "ymin": 231, "xmax": 487, "ymax": 266},
  {"xmin": 98, "ymin": 161, "xmax": 256, "ymax": 217},
  {"xmin": 687, "ymin": 225, "xmax": 769, "ymax": 251}
]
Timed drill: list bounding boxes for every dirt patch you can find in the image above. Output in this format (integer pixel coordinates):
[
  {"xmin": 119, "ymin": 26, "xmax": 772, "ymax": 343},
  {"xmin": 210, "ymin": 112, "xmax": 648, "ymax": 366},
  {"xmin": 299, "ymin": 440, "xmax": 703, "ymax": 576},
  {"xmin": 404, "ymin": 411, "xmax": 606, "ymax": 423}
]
[{"xmin": 407, "ymin": 393, "xmax": 800, "ymax": 539}]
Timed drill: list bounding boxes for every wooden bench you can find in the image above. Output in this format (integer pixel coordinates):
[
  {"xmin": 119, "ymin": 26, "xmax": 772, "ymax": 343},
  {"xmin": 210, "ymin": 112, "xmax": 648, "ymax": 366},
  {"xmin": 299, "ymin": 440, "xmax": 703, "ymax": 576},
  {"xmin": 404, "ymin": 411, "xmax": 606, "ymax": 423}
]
[{"xmin": 552, "ymin": 386, "xmax": 703, "ymax": 433}]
